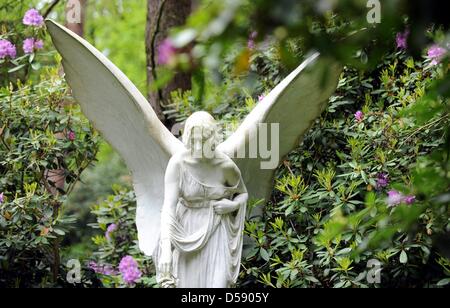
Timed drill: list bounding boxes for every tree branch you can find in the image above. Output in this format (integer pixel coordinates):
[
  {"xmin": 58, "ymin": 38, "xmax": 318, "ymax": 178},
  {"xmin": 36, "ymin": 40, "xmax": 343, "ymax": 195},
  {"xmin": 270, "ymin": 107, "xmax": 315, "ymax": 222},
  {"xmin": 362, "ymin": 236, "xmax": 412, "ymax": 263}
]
[{"xmin": 43, "ymin": 0, "xmax": 62, "ymax": 19}]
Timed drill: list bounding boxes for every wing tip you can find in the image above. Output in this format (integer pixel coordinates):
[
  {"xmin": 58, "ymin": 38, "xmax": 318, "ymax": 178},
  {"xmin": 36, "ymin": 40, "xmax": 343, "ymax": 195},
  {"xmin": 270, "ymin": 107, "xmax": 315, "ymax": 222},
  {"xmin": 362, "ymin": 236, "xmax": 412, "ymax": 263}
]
[{"xmin": 45, "ymin": 19, "xmax": 61, "ymax": 36}]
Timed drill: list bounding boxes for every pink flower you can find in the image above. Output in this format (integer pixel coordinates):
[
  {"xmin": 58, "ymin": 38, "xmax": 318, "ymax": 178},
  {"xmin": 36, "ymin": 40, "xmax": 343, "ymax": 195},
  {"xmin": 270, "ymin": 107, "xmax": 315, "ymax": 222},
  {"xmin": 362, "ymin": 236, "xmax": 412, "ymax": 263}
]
[
  {"xmin": 34, "ymin": 39, "xmax": 44, "ymax": 50},
  {"xmin": 0, "ymin": 192, "xmax": 4, "ymax": 204},
  {"xmin": 0, "ymin": 39, "xmax": 17, "ymax": 59},
  {"xmin": 427, "ymin": 45, "xmax": 447, "ymax": 65},
  {"xmin": 105, "ymin": 223, "xmax": 118, "ymax": 241},
  {"xmin": 23, "ymin": 38, "xmax": 35, "ymax": 54},
  {"xmin": 403, "ymin": 195, "xmax": 416, "ymax": 205},
  {"xmin": 158, "ymin": 39, "xmax": 176, "ymax": 65},
  {"xmin": 258, "ymin": 94, "xmax": 265, "ymax": 102},
  {"xmin": 387, "ymin": 190, "xmax": 403, "ymax": 207},
  {"xmin": 67, "ymin": 131, "xmax": 76, "ymax": 141},
  {"xmin": 119, "ymin": 256, "xmax": 142, "ymax": 284},
  {"xmin": 396, "ymin": 29, "xmax": 409, "ymax": 50},
  {"xmin": 376, "ymin": 173, "xmax": 389, "ymax": 189},
  {"xmin": 354, "ymin": 110, "xmax": 364, "ymax": 122},
  {"xmin": 248, "ymin": 31, "xmax": 258, "ymax": 50},
  {"xmin": 23, "ymin": 38, "xmax": 44, "ymax": 54},
  {"xmin": 88, "ymin": 261, "xmax": 117, "ymax": 275},
  {"xmin": 23, "ymin": 9, "xmax": 44, "ymax": 27},
  {"xmin": 387, "ymin": 190, "xmax": 416, "ymax": 207}
]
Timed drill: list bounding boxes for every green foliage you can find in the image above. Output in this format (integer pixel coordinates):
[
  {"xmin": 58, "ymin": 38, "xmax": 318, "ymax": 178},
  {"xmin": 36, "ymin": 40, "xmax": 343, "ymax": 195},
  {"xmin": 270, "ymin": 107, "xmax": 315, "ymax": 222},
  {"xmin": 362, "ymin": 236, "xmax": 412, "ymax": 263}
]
[
  {"xmin": 3, "ymin": 0, "xmax": 449, "ymax": 289},
  {"xmin": 84, "ymin": 0, "xmax": 147, "ymax": 93},
  {"xmin": 0, "ymin": 67, "xmax": 100, "ymax": 287},
  {"xmin": 0, "ymin": 4, "xmax": 101, "ymax": 286},
  {"xmin": 240, "ymin": 48, "xmax": 449, "ymax": 288},
  {"xmin": 88, "ymin": 186, "xmax": 157, "ymax": 288}
]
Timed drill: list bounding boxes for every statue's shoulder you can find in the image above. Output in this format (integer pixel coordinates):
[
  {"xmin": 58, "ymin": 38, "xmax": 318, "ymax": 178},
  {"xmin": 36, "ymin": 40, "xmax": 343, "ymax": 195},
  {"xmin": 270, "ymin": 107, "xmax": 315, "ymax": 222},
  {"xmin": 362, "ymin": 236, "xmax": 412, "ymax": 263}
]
[
  {"xmin": 216, "ymin": 151, "xmax": 241, "ymax": 179},
  {"xmin": 167, "ymin": 150, "xmax": 188, "ymax": 170}
]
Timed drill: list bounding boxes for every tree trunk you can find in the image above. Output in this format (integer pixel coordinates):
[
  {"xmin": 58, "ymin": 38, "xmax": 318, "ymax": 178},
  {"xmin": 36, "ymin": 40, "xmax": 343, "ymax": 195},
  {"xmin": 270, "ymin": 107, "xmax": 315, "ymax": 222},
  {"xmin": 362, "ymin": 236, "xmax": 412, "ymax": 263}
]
[
  {"xmin": 65, "ymin": 0, "xmax": 86, "ymax": 37},
  {"xmin": 146, "ymin": 0, "xmax": 192, "ymax": 126}
]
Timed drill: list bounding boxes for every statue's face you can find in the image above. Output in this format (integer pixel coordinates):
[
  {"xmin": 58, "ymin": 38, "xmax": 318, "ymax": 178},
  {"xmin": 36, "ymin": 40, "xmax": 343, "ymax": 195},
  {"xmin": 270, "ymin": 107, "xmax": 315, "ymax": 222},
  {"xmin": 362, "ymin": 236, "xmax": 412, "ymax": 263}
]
[{"xmin": 190, "ymin": 126, "xmax": 215, "ymax": 159}]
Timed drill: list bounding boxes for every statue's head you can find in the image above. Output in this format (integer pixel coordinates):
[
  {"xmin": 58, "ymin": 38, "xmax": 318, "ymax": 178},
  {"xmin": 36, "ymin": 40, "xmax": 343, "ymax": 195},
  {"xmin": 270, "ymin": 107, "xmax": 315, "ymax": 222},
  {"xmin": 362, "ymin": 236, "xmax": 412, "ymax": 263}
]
[{"xmin": 182, "ymin": 111, "xmax": 220, "ymax": 158}]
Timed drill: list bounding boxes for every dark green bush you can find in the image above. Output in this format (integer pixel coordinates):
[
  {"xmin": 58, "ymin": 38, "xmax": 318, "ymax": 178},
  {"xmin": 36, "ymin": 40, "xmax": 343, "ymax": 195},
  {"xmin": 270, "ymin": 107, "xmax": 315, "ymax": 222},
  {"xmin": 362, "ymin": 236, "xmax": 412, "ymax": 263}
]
[{"xmin": 239, "ymin": 50, "xmax": 449, "ymax": 288}]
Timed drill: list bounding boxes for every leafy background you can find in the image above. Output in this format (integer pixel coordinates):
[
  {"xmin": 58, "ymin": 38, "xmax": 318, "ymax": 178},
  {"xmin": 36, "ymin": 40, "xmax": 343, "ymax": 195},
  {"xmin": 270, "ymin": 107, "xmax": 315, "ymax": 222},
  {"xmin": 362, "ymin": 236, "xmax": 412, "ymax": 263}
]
[{"xmin": 0, "ymin": 0, "xmax": 448, "ymax": 287}]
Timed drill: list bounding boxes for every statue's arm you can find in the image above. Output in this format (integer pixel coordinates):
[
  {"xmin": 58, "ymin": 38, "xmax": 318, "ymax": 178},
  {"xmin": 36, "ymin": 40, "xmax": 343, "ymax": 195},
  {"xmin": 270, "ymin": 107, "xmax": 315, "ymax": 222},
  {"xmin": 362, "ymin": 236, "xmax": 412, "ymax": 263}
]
[
  {"xmin": 213, "ymin": 163, "xmax": 248, "ymax": 215},
  {"xmin": 159, "ymin": 155, "xmax": 180, "ymax": 272}
]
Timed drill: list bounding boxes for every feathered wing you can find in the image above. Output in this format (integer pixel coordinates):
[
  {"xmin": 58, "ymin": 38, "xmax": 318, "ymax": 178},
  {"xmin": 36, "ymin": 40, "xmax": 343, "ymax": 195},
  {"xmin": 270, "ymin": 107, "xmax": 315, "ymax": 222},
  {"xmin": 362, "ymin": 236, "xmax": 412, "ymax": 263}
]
[
  {"xmin": 218, "ymin": 52, "xmax": 342, "ymax": 207},
  {"xmin": 46, "ymin": 20, "xmax": 184, "ymax": 256}
]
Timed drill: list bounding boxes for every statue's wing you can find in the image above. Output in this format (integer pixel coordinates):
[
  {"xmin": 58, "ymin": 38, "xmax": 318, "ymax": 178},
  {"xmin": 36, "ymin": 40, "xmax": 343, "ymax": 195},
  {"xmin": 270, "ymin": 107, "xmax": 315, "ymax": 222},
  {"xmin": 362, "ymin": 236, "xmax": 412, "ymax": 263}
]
[
  {"xmin": 46, "ymin": 20, "xmax": 184, "ymax": 255},
  {"xmin": 217, "ymin": 53, "xmax": 342, "ymax": 205}
]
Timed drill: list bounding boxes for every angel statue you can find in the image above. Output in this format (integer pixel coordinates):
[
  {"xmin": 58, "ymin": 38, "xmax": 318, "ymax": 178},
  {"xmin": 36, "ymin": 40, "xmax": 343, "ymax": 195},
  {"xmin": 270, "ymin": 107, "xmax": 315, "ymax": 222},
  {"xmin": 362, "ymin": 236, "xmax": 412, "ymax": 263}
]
[{"xmin": 46, "ymin": 20, "xmax": 341, "ymax": 288}]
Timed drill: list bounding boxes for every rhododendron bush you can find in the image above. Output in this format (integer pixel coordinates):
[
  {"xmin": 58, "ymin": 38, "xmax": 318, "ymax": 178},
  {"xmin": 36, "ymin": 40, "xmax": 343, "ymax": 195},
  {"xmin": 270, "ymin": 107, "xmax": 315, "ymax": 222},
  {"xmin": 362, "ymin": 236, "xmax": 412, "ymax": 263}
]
[{"xmin": 1, "ymin": 1, "xmax": 449, "ymax": 288}]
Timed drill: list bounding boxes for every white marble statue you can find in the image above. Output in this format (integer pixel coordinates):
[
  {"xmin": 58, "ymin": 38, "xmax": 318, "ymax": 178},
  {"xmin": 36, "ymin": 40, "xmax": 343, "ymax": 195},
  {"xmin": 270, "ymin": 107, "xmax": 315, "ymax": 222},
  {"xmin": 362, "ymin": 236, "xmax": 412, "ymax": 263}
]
[{"xmin": 46, "ymin": 20, "xmax": 341, "ymax": 288}]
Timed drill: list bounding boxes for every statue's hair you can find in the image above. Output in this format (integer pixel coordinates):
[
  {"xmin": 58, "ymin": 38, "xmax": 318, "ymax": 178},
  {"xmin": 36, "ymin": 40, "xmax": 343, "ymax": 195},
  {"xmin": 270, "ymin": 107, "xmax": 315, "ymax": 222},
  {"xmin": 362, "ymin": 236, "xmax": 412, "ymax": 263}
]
[{"xmin": 182, "ymin": 111, "xmax": 220, "ymax": 149}]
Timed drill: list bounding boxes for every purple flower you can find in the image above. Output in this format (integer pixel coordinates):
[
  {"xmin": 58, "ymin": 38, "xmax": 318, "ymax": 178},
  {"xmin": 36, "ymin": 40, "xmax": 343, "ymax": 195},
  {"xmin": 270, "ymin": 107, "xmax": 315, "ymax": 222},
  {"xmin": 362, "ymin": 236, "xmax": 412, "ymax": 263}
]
[
  {"xmin": 376, "ymin": 173, "xmax": 389, "ymax": 189},
  {"xmin": 354, "ymin": 110, "xmax": 364, "ymax": 122},
  {"xmin": 258, "ymin": 94, "xmax": 265, "ymax": 102},
  {"xmin": 23, "ymin": 38, "xmax": 35, "ymax": 54},
  {"xmin": 427, "ymin": 45, "xmax": 447, "ymax": 65},
  {"xmin": 248, "ymin": 31, "xmax": 258, "ymax": 50},
  {"xmin": 67, "ymin": 131, "xmax": 76, "ymax": 141},
  {"xmin": 0, "ymin": 192, "xmax": 4, "ymax": 204},
  {"xmin": 387, "ymin": 190, "xmax": 416, "ymax": 207},
  {"xmin": 0, "ymin": 39, "xmax": 17, "ymax": 59},
  {"xmin": 23, "ymin": 38, "xmax": 44, "ymax": 54},
  {"xmin": 105, "ymin": 223, "xmax": 118, "ymax": 241},
  {"xmin": 158, "ymin": 39, "xmax": 176, "ymax": 65},
  {"xmin": 102, "ymin": 265, "xmax": 117, "ymax": 276},
  {"xmin": 387, "ymin": 190, "xmax": 403, "ymax": 207},
  {"xmin": 396, "ymin": 29, "xmax": 409, "ymax": 50},
  {"xmin": 403, "ymin": 195, "xmax": 416, "ymax": 205},
  {"xmin": 23, "ymin": 9, "xmax": 44, "ymax": 27},
  {"xmin": 119, "ymin": 255, "xmax": 142, "ymax": 284},
  {"xmin": 88, "ymin": 261, "xmax": 101, "ymax": 273},
  {"xmin": 34, "ymin": 39, "xmax": 44, "ymax": 50},
  {"xmin": 88, "ymin": 261, "xmax": 117, "ymax": 275}
]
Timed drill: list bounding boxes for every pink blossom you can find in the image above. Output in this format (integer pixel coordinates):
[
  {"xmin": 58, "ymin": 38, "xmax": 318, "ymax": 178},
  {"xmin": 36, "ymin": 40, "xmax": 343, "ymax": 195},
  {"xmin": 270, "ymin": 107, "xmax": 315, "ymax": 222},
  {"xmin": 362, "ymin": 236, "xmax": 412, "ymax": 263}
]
[
  {"xmin": 258, "ymin": 95, "xmax": 265, "ymax": 102},
  {"xmin": 119, "ymin": 256, "xmax": 142, "ymax": 284},
  {"xmin": 387, "ymin": 190, "xmax": 416, "ymax": 207},
  {"xmin": 23, "ymin": 38, "xmax": 35, "ymax": 54},
  {"xmin": 67, "ymin": 131, "xmax": 76, "ymax": 141},
  {"xmin": 376, "ymin": 173, "xmax": 389, "ymax": 189},
  {"xmin": 23, "ymin": 38, "xmax": 44, "ymax": 54},
  {"xmin": 354, "ymin": 110, "xmax": 364, "ymax": 122},
  {"xmin": 34, "ymin": 39, "xmax": 44, "ymax": 50},
  {"xmin": 248, "ymin": 31, "xmax": 258, "ymax": 50},
  {"xmin": 0, "ymin": 192, "xmax": 4, "ymax": 204},
  {"xmin": 396, "ymin": 29, "xmax": 409, "ymax": 50},
  {"xmin": 427, "ymin": 45, "xmax": 447, "ymax": 65},
  {"xmin": 105, "ymin": 223, "xmax": 118, "ymax": 241},
  {"xmin": 23, "ymin": 9, "xmax": 44, "ymax": 27},
  {"xmin": 158, "ymin": 39, "xmax": 176, "ymax": 65},
  {"xmin": 387, "ymin": 190, "xmax": 403, "ymax": 207},
  {"xmin": 403, "ymin": 195, "xmax": 416, "ymax": 205},
  {"xmin": 0, "ymin": 39, "xmax": 17, "ymax": 59},
  {"xmin": 88, "ymin": 261, "xmax": 117, "ymax": 275}
]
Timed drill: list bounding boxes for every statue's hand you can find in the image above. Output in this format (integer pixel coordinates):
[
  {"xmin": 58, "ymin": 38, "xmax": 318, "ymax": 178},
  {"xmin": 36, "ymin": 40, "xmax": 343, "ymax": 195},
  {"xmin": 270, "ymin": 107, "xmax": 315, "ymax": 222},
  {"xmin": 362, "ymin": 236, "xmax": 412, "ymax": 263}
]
[
  {"xmin": 158, "ymin": 241, "xmax": 172, "ymax": 276},
  {"xmin": 212, "ymin": 199, "xmax": 239, "ymax": 215}
]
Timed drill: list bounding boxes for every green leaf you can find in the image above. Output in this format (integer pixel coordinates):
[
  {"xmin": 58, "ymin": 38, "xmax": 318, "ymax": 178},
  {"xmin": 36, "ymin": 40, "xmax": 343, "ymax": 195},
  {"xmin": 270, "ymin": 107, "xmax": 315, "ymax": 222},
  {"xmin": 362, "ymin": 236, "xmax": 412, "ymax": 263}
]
[
  {"xmin": 53, "ymin": 228, "xmax": 65, "ymax": 236},
  {"xmin": 260, "ymin": 248, "xmax": 270, "ymax": 261},
  {"xmin": 437, "ymin": 278, "xmax": 450, "ymax": 286},
  {"xmin": 8, "ymin": 64, "xmax": 26, "ymax": 73},
  {"xmin": 399, "ymin": 250, "xmax": 408, "ymax": 264}
]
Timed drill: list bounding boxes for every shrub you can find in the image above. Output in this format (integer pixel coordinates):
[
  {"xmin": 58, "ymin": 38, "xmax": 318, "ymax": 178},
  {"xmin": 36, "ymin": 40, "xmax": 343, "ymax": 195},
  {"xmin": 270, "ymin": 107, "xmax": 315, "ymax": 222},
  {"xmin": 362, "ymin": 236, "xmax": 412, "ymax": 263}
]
[
  {"xmin": 88, "ymin": 186, "xmax": 156, "ymax": 288},
  {"xmin": 240, "ymin": 49, "xmax": 449, "ymax": 288},
  {"xmin": 0, "ymin": 7, "xmax": 100, "ymax": 286}
]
